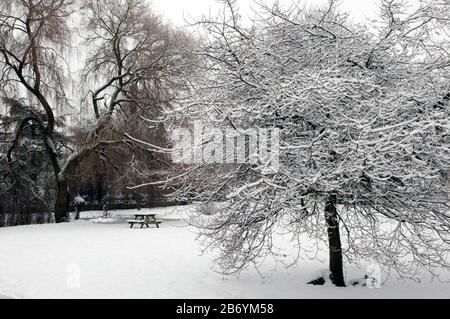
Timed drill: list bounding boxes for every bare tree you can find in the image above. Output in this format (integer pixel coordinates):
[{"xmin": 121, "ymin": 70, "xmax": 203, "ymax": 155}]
[
  {"xmin": 0, "ymin": 0, "xmax": 194, "ymax": 222},
  {"xmin": 0, "ymin": 0, "xmax": 75, "ymax": 222},
  {"xmin": 157, "ymin": 0, "xmax": 450, "ymax": 286}
]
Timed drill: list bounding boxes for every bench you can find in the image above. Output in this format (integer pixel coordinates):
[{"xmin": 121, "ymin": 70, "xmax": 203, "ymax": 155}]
[{"xmin": 127, "ymin": 219, "xmax": 162, "ymax": 228}]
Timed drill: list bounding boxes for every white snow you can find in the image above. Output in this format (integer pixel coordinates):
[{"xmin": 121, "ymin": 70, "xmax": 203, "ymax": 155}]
[
  {"xmin": 0, "ymin": 206, "xmax": 449, "ymax": 299},
  {"xmin": 80, "ymin": 206, "xmax": 194, "ymax": 220},
  {"xmin": 73, "ymin": 196, "xmax": 86, "ymax": 205},
  {"xmin": 89, "ymin": 217, "xmax": 119, "ymax": 224}
]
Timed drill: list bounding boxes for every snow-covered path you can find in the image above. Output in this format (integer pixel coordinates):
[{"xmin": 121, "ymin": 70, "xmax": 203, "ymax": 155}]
[{"xmin": 0, "ymin": 208, "xmax": 449, "ymax": 298}]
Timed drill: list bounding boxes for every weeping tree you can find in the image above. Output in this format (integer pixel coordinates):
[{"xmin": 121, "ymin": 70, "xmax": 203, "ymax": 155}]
[
  {"xmin": 0, "ymin": 0, "xmax": 75, "ymax": 222},
  {"xmin": 0, "ymin": 0, "xmax": 193, "ymax": 222},
  {"xmin": 152, "ymin": 0, "xmax": 450, "ymax": 286}
]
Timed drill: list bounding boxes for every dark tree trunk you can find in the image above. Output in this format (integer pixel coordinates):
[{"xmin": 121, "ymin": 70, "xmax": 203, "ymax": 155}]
[
  {"xmin": 54, "ymin": 179, "xmax": 69, "ymax": 223},
  {"xmin": 324, "ymin": 195, "xmax": 346, "ymax": 287},
  {"xmin": 44, "ymin": 134, "xmax": 69, "ymax": 223}
]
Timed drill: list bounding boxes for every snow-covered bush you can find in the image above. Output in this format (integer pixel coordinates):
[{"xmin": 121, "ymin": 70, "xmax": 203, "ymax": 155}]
[{"xmin": 73, "ymin": 195, "xmax": 86, "ymax": 206}]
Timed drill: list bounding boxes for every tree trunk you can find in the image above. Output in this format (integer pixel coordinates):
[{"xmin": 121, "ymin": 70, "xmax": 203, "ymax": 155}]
[
  {"xmin": 324, "ymin": 195, "xmax": 346, "ymax": 287},
  {"xmin": 54, "ymin": 178, "xmax": 69, "ymax": 223},
  {"xmin": 44, "ymin": 134, "xmax": 69, "ymax": 223}
]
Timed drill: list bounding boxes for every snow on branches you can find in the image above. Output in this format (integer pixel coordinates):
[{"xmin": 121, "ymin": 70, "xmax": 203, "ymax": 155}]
[{"xmin": 165, "ymin": 0, "xmax": 450, "ymax": 281}]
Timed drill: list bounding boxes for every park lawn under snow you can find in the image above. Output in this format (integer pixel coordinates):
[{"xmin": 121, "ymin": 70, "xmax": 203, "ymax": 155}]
[{"xmin": 0, "ymin": 206, "xmax": 449, "ymax": 299}]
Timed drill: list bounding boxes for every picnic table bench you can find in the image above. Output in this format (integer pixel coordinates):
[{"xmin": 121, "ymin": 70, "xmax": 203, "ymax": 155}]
[{"xmin": 128, "ymin": 213, "xmax": 162, "ymax": 228}]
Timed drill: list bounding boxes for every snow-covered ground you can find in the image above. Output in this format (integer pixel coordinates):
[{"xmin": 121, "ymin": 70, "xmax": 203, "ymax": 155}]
[{"xmin": 0, "ymin": 206, "xmax": 449, "ymax": 299}]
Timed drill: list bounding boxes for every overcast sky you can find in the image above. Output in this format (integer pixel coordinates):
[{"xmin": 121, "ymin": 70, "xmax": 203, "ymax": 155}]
[{"xmin": 150, "ymin": 0, "xmax": 386, "ymax": 27}]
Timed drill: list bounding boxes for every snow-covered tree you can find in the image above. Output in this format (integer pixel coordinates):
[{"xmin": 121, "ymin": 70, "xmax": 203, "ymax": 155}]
[{"xmin": 161, "ymin": 0, "xmax": 450, "ymax": 286}]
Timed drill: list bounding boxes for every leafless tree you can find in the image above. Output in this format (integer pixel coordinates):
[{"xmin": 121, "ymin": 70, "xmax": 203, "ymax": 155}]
[
  {"xmin": 0, "ymin": 0, "xmax": 75, "ymax": 221},
  {"xmin": 0, "ymin": 0, "xmax": 194, "ymax": 221}
]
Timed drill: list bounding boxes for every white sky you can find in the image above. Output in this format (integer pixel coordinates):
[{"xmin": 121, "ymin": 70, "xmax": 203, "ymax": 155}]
[{"xmin": 150, "ymin": 0, "xmax": 385, "ymax": 27}]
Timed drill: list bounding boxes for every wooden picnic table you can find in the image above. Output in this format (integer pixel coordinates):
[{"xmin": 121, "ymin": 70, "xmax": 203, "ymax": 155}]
[{"xmin": 128, "ymin": 213, "xmax": 162, "ymax": 228}]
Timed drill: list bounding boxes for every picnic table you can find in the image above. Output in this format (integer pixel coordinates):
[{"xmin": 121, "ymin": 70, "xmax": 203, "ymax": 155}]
[{"xmin": 128, "ymin": 213, "xmax": 162, "ymax": 228}]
